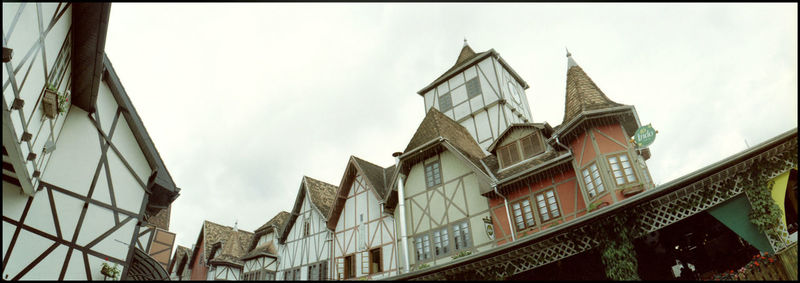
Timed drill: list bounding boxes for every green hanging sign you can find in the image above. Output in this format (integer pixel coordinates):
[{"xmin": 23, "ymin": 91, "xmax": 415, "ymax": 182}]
[{"xmin": 632, "ymin": 124, "xmax": 657, "ymax": 148}]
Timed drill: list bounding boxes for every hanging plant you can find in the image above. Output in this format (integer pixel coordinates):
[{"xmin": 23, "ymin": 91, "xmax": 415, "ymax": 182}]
[
  {"xmin": 57, "ymin": 90, "xmax": 70, "ymax": 115},
  {"xmin": 101, "ymin": 261, "xmax": 120, "ymax": 280}
]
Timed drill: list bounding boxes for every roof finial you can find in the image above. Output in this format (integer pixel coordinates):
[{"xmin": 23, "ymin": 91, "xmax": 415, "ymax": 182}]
[
  {"xmin": 566, "ymin": 47, "xmax": 578, "ymax": 68},
  {"xmin": 233, "ymin": 219, "xmax": 238, "ymax": 232},
  {"xmin": 464, "ymin": 37, "xmax": 468, "ymax": 47}
]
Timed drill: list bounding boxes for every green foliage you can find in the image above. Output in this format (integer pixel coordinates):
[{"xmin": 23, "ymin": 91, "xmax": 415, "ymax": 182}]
[
  {"xmin": 101, "ymin": 262, "xmax": 120, "ymax": 279},
  {"xmin": 451, "ymin": 250, "xmax": 472, "ymax": 260},
  {"xmin": 416, "ymin": 263, "xmax": 430, "ymax": 270},
  {"xmin": 599, "ymin": 213, "xmax": 641, "ymax": 280},
  {"xmin": 46, "ymin": 83, "xmax": 58, "ymax": 92}
]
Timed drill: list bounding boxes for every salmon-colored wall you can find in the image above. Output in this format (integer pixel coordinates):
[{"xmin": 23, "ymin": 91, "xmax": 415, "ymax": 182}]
[
  {"xmin": 594, "ymin": 125, "xmax": 628, "ymax": 154},
  {"xmin": 189, "ymin": 237, "xmax": 207, "ymax": 280}
]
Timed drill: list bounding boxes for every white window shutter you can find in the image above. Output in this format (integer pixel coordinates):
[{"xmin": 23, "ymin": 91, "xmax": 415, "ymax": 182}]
[{"xmin": 361, "ymin": 251, "xmax": 369, "ymax": 275}]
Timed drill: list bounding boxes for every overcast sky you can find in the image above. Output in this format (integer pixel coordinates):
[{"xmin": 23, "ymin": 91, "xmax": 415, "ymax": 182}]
[{"xmin": 103, "ymin": 3, "xmax": 797, "ymax": 257}]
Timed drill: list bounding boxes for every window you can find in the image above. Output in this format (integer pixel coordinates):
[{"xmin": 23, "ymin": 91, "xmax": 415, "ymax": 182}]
[
  {"xmin": 466, "ymin": 78, "xmax": 481, "ymax": 98},
  {"xmin": 309, "ymin": 264, "xmax": 318, "ymax": 280},
  {"xmin": 344, "ymin": 255, "xmax": 355, "ymax": 279},
  {"xmin": 498, "ymin": 142, "xmax": 522, "ymax": 168},
  {"xmin": 499, "ymin": 133, "xmax": 544, "ymax": 168},
  {"xmin": 535, "ymin": 189, "xmax": 561, "ymax": 222},
  {"xmin": 304, "ymin": 221, "xmax": 311, "ymax": 237},
  {"xmin": 319, "ymin": 260, "xmax": 328, "ymax": 280},
  {"xmin": 607, "ymin": 153, "xmax": 637, "ymax": 186},
  {"xmin": 432, "ymin": 227, "xmax": 449, "ymax": 256},
  {"xmin": 369, "ymin": 248, "xmax": 382, "ymax": 274},
  {"xmin": 439, "ymin": 92, "xmax": 453, "ymax": 111},
  {"xmin": 520, "ymin": 133, "xmax": 543, "ymax": 159},
  {"xmin": 453, "ymin": 221, "xmax": 471, "ymax": 251},
  {"xmin": 207, "ymin": 266, "xmax": 215, "ymax": 280},
  {"xmin": 424, "ymin": 161, "xmax": 442, "ymax": 188},
  {"xmin": 511, "ymin": 199, "xmax": 536, "ymax": 231},
  {"xmin": 581, "ymin": 162, "xmax": 605, "ymax": 199},
  {"xmin": 293, "ymin": 268, "xmax": 301, "ymax": 280},
  {"xmin": 264, "ymin": 271, "xmax": 276, "ymax": 280},
  {"xmin": 415, "ymin": 235, "xmax": 431, "ymax": 261},
  {"xmin": 285, "ymin": 270, "xmax": 290, "ymax": 280},
  {"xmin": 506, "ymin": 81, "xmax": 520, "ymax": 102}
]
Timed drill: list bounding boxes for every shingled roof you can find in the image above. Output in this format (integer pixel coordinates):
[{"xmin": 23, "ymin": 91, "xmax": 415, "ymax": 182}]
[
  {"xmin": 404, "ymin": 108, "xmax": 485, "ymax": 160},
  {"xmin": 255, "ymin": 211, "xmax": 290, "ymax": 234},
  {"xmin": 561, "ymin": 52, "xmax": 625, "ymax": 126},
  {"xmin": 209, "ymin": 224, "xmax": 251, "ymax": 267},
  {"xmin": 418, "ymin": 43, "xmax": 529, "ymax": 96},
  {"xmin": 280, "ymin": 176, "xmax": 338, "ymax": 243},
  {"xmin": 199, "ymin": 221, "xmax": 253, "ymax": 266}
]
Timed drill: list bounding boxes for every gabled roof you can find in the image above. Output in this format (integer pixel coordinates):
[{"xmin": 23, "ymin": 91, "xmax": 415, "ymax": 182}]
[
  {"xmin": 279, "ymin": 176, "xmax": 338, "ymax": 243},
  {"xmin": 168, "ymin": 245, "xmax": 191, "ymax": 275},
  {"xmin": 189, "ymin": 220, "xmax": 253, "ymax": 267},
  {"xmin": 384, "ymin": 108, "xmax": 493, "ymax": 212},
  {"xmin": 404, "ymin": 108, "xmax": 485, "ymax": 160},
  {"xmin": 561, "ymin": 52, "xmax": 625, "ymax": 126},
  {"xmin": 417, "ymin": 44, "xmax": 529, "ymax": 95},
  {"xmin": 486, "ymin": 123, "xmax": 555, "ymax": 153},
  {"xmin": 328, "ymin": 156, "xmax": 393, "ymax": 230},
  {"xmin": 103, "ymin": 55, "xmax": 180, "ymax": 218},
  {"xmin": 209, "ymin": 224, "xmax": 250, "ymax": 267},
  {"xmin": 240, "ymin": 242, "xmax": 278, "ymax": 261},
  {"xmin": 248, "ymin": 211, "xmax": 290, "ymax": 251}
]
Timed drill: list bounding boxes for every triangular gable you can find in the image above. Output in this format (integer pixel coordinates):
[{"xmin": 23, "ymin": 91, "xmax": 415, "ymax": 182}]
[
  {"xmin": 279, "ymin": 176, "xmax": 337, "ymax": 243},
  {"xmin": 486, "ymin": 123, "xmax": 553, "ymax": 153},
  {"xmin": 328, "ymin": 156, "xmax": 390, "ymax": 230}
]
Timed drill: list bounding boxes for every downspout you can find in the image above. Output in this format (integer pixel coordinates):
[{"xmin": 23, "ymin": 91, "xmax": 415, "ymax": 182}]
[
  {"xmin": 393, "ymin": 152, "xmax": 411, "ymax": 274},
  {"xmin": 480, "ymin": 160, "xmax": 515, "ymax": 242}
]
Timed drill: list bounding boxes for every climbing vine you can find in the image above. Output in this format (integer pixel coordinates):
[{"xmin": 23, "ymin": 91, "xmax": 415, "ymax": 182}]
[{"xmin": 598, "ymin": 213, "xmax": 641, "ymax": 280}]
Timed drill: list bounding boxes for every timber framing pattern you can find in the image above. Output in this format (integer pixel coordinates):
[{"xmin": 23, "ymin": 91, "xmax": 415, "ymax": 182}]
[{"xmin": 396, "ymin": 128, "xmax": 797, "ymax": 280}]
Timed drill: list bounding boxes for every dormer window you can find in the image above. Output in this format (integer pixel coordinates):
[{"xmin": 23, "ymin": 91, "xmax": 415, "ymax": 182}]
[{"xmin": 498, "ymin": 132, "xmax": 545, "ymax": 168}]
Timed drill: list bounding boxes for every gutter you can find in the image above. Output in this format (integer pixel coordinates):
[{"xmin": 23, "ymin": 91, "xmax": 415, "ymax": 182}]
[
  {"xmin": 480, "ymin": 160, "xmax": 515, "ymax": 242},
  {"xmin": 394, "ymin": 152, "xmax": 412, "ymax": 274}
]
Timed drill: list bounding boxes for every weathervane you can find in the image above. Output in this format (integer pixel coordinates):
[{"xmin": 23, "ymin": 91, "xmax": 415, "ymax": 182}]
[{"xmin": 464, "ymin": 37, "xmax": 468, "ymax": 46}]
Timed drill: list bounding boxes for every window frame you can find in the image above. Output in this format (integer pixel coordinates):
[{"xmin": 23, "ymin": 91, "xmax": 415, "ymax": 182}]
[
  {"xmin": 498, "ymin": 142, "xmax": 522, "ymax": 168},
  {"xmin": 369, "ymin": 248, "xmax": 382, "ymax": 274},
  {"xmin": 432, "ymin": 227, "xmax": 449, "ymax": 257},
  {"xmin": 581, "ymin": 162, "xmax": 606, "ymax": 200},
  {"xmin": 304, "ymin": 220, "xmax": 311, "ymax": 237},
  {"xmin": 452, "ymin": 220, "xmax": 471, "ymax": 251},
  {"xmin": 520, "ymin": 132, "xmax": 544, "ymax": 159},
  {"xmin": 606, "ymin": 152, "xmax": 638, "ymax": 186},
  {"xmin": 414, "ymin": 234, "xmax": 431, "ymax": 262},
  {"xmin": 344, "ymin": 255, "xmax": 355, "ymax": 279},
  {"xmin": 534, "ymin": 188, "xmax": 562, "ymax": 223},
  {"xmin": 424, "ymin": 160, "xmax": 443, "ymax": 188},
  {"xmin": 510, "ymin": 198, "xmax": 536, "ymax": 232}
]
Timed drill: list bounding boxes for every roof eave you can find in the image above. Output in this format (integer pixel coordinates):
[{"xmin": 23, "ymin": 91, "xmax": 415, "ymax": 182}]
[
  {"xmin": 416, "ymin": 50, "xmax": 495, "ymax": 95},
  {"xmin": 70, "ymin": 3, "xmax": 111, "ymax": 113}
]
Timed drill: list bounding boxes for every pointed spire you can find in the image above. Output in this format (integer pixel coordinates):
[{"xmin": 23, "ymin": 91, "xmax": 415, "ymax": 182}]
[
  {"xmin": 233, "ymin": 219, "xmax": 238, "ymax": 232},
  {"xmin": 456, "ymin": 40, "xmax": 477, "ymax": 65},
  {"xmin": 566, "ymin": 47, "xmax": 578, "ymax": 69},
  {"xmin": 562, "ymin": 52, "xmax": 624, "ymax": 124}
]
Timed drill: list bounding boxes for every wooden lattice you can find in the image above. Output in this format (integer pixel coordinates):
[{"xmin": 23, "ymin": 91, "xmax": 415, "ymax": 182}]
[{"xmin": 411, "ymin": 136, "xmax": 797, "ymax": 281}]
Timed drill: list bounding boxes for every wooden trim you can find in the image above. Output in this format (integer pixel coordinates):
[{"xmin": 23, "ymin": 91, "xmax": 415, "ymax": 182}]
[
  {"xmin": 11, "ymin": 242, "xmax": 59, "ymax": 280},
  {"xmin": 1, "ymin": 195, "xmax": 33, "ymax": 272}
]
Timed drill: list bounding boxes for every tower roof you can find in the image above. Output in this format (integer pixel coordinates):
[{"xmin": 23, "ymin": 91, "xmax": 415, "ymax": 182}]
[{"xmin": 561, "ymin": 51, "xmax": 625, "ymax": 125}]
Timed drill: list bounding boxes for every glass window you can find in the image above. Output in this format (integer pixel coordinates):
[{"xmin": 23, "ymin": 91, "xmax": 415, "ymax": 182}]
[
  {"xmin": 466, "ymin": 78, "xmax": 482, "ymax": 98},
  {"xmin": 425, "ymin": 162, "xmax": 442, "ymax": 188},
  {"xmin": 511, "ymin": 199, "xmax": 536, "ymax": 231},
  {"xmin": 415, "ymin": 235, "xmax": 431, "ymax": 261},
  {"xmin": 536, "ymin": 189, "xmax": 561, "ymax": 222},
  {"xmin": 453, "ymin": 221, "xmax": 471, "ymax": 251},
  {"xmin": 608, "ymin": 153, "xmax": 637, "ymax": 186},
  {"xmin": 433, "ymin": 227, "xmax": 449, "ymax": 256},
  {"xmin": 581, "ymin": 162, "xmax": 605, "ymax": 199},
  {"xmin": 439, "ymin": 92, "xmax": 453, "ymax": 111},
  {"xmin": 310, "ymin": 264, "xmax": 318, "ymax": 280}
]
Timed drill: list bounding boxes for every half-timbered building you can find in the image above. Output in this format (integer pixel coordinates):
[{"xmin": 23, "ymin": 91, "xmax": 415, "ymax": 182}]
[
  {"xmin": 329, "ymin": 156, "xmax": 398, "ymax": 280},
  {"xmin": 241, "ymin": 211, "xmax": 289, "ymax": 280},
  {"xmin": 3, "ymin": 3, "xmax": 180, "ymax": 280},
  {"xmin": 417, "ymin": 41, "xmax": 534, "ymax": 153},
  {"xmin": 383, "ymin": 108, "xmax": 497, "ymax": 273},
  {"xmin": 168, "ymin": 245, "xmax": 192, "ymax": 280},
  {"xmin": 187, "ymin": 220, "xmax": 253, "ymax": 280},
  {"xmin": 276, "ymin": 176, "xmax": 337, "ymax": 280}
]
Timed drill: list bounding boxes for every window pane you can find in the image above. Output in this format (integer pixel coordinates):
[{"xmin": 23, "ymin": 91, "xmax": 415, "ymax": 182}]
[
  {"xmin": 439, "ymin": 93, "xmax": 453, "ymax": 111},
  {"xmin": 466, "ymin": 78, "xmax": 481, "ymax": 98}
]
